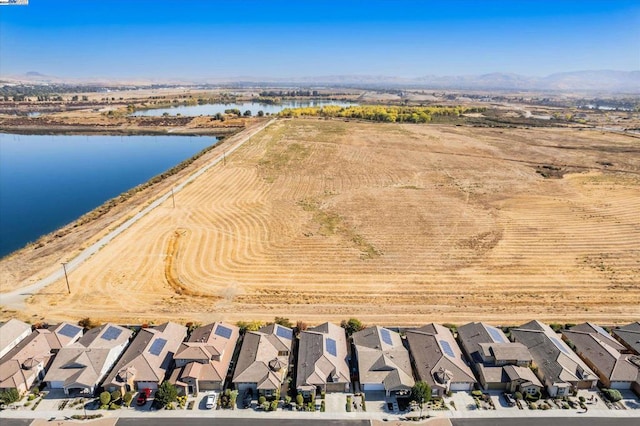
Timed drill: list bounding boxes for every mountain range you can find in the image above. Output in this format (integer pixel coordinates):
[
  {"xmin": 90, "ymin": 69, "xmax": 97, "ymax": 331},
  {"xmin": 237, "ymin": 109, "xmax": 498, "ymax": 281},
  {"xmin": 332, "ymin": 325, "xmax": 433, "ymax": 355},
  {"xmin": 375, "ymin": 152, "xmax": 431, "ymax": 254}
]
[{"xmin": 2, "ymin": 70, "xmax": 639, "ymax": 93}]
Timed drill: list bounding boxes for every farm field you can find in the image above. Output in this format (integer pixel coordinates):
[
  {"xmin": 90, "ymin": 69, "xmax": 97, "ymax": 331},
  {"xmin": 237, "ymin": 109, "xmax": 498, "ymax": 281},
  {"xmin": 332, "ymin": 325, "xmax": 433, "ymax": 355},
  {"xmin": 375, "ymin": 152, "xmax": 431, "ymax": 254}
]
[{"xmin": 4, "ymin": 118, "xmax": 640, "ymax": 326}]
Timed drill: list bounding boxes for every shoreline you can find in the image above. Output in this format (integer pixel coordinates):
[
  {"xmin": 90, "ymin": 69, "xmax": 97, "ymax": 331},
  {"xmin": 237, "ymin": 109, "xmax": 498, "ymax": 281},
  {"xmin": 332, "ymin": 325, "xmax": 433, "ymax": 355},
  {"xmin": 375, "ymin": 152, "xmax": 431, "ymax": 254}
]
[{"xmin": 0, "ymin": 119, "xmax": 276, "ymax": 312}]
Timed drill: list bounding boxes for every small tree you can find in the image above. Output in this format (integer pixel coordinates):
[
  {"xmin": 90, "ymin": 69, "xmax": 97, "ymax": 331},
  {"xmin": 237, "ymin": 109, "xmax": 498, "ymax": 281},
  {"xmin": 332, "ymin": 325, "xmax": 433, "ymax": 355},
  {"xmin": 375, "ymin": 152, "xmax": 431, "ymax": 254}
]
[
  {"xmin": 270, "ymin": 400, "xmax": 278, "ymax": 411},
  {"xmin": 274, "ymin": 317, "xmax": 293, "ymax": 328},
  {"xmin": 154, "ymin": 381, "xmax": 178, "ymax": 408},
  {"xmin": 341, "ymin": 318, "xmax": 365, "ymax": 336},
  {"xmin": 411, "ymin": 381, "xmax": 431, "ymax": 418},
  {"xmin": 258, "ymin": 395, "xmax": 266, "ymax": 406},
  {"xmin": 123, "ymin": 391, "xmax": 133, "ymax": 407},
  {"xmin": 296, "ymin": 393, "xmax": 304, "ymax": 408},
  {"xmin": 110, "ymin": 390, "xmax": 121, "ymax": 403},
  {"xmin": 257, "ymin": 110, "xmax": 264, "ymax": 117},
  {"xmin": 99, "ymin": 391, "xmax": 111, "ymax": 407},
  {"xmin": 0, "ymin": 388, "xmax": 20, "ymax": 404}
]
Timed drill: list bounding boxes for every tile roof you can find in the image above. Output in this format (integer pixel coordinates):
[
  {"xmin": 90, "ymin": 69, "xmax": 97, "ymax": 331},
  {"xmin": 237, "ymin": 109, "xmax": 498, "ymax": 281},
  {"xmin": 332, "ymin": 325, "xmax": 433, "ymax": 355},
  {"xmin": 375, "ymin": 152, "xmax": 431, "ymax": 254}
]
[
  {"xmin": 103, "ymin": 322, "xmax": 186, "ymax": 388},
  {"xmin": 296, "ymin": 322, "xmax": 350, "ymax": 390},
  {"xmin": 405, "ymin": 324, "xmax": 475, "ymax": 392},
  {"xmin": 353, "ymin": 326, "xmax": 414, "ymax": 391}
]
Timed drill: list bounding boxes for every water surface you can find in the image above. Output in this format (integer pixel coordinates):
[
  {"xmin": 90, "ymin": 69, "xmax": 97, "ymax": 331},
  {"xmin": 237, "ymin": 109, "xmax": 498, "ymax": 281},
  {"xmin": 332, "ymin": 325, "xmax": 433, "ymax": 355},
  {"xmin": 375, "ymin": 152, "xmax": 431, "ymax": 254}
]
[
  {"xmin": 0, "ymin": 133, "xmax": 217, "ymax": 257},
  {"xmin": 133, "ymin": 100, "xmax": 356, "ymax": 117}
]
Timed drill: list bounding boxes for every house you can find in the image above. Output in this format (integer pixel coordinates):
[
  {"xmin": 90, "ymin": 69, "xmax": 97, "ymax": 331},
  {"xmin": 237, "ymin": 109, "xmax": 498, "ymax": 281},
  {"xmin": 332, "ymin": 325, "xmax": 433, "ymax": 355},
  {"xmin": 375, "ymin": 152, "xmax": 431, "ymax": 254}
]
[
  {"xmin": 511, "ymin": 320, "xmax": 597, "ymax": 397},
  {"xmin": 562, "ymin": 323, "xmax": 640, "ymax": 393},
  {"xmin": 169, "ymin": 322, "xmax": 239, "ymax": 395},
  {"xmin": 232, "ymin": 323, "xmax": 293, "ymax": 398},
  {"xmin": 296, "ymin": 322, "xmax": 350, "ymax": 397},
  {"xmin": 0, "ymin": 323, "xmax": 82, "ymax": 396},
  {"xmin": 43, "ymin": 323, "xmax": 132, "ymax": 396},
  {"xmin": 457, "ymin": 322, "xmax": 540, "ymax": 392},
  {"xmin": 612, "ymin": 322, "xmax": 640, "ymax": 355},
  {"xmin": 0, "ymin": 319, "xmax": 32, "ymax": 359},
  {"xmin": 352, "ymin": 326, "xmax": 414, "ymax": 397},
  {"xmin": 405, "ymin": 324, "xmax": 475, "ymax": 398},
  {"xmin": 102, "ymin": 322, "xmax": 187, "ymax": 394}
]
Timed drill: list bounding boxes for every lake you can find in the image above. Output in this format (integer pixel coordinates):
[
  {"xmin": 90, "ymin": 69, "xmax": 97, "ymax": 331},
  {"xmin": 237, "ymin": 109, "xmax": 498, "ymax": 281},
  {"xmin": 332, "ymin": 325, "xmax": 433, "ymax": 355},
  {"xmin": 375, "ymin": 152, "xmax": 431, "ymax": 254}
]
[
  {"xmin": 132, "ymin": 100, "xmax": 356, "ymax": 117},
  {"xmin": 0, "ymin": 133, "xmax": 217, "ymax": 258}
]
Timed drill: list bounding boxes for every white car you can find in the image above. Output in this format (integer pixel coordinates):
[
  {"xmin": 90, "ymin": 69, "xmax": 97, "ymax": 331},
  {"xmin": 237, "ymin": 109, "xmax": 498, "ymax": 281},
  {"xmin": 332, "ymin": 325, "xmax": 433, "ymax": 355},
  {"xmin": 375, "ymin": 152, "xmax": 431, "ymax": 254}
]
[{"xmin": 205, "ymin": 393, "xmax": 217, "ymax": 409}]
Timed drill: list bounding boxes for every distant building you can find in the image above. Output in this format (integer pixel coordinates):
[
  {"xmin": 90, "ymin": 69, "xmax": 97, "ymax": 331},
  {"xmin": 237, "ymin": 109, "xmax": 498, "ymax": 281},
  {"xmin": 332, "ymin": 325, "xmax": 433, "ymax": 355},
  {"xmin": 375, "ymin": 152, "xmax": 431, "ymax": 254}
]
[
  {"xmin": 511, "ymin": 320, "xmax": 597, "ymax": 397},
  {"xmin": 352, "ymin": 326, "xmax": 414, "ymax": 397},
  {"xmin": 457, "ymin": 322, "xmax": 540, "ymax": 394},
  {"xmin": 405, "ymin": 324, "xmax": 476, "ymax": 398},
  {"xmin": 563, "ymin": 323, "xmax": 640, "ymax": 393},
  {"xmin": 0, "ymin": 319, "xmax": 32, "ymax": 359},
  {"xmin": 232, "ymin": 323, "xmax": 293, "ymax": 398},
  {"xmin": 296, "ymin": 322, "xmax": 350, "ymax": 397},
  {"xmin": 0, "ymin": 323, "xmax": 82, "ymax": 396},
  {"xmin": 170, "ymin": 322, "xmax": 239, "ymax": 395},
  {"xmin": 44, "ymin": 323, "xmax": 132, "ymax": 395},
  {"xmin": 102, "ymin": 322, "xmax": 187, "ymax": 394}
]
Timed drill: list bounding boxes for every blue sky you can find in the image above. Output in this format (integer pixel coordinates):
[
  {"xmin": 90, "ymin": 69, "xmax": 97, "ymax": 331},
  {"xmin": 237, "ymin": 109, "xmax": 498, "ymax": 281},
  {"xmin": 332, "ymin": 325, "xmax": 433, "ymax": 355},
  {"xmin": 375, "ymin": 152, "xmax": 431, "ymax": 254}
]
[{"xmin": 1, "ymin": 0, "xmax": 638, "ymax": 79}]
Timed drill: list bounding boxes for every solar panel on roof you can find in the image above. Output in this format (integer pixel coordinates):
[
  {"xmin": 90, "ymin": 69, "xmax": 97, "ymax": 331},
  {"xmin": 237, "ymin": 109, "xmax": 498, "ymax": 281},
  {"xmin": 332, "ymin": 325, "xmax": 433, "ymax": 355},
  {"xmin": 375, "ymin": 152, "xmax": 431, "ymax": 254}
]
[
  {"xmin": 440, "ymin": 340, "xmax": 455, "ymax": 357},
  {"xmin": 592, "ymin": 324, "xmax": 610, "ymax": 337},
  {"xmin": 326, "ymin": 338, "xmax": 337, "ymax": 357},
  {"xmin": 486, "ymin": 326, "xmax": 506, "ymax": 343},
  {"xmin": 380, "ymin": 328, "xmax": 393, "ymax": 346},
  {"xmin": 551, "ymin": 337, "xmax": 570, "ymax": 355},
  {"xmin": 215, "ymin": 325, "xmax": 233, "ymax": 339},
  {"xmin": 148, "ymin": 338, "xmax": 167, "ymax": 356},
  {"xmin": 101, "ymin": 326, "xmax": 123, "ymax": 341},
  {"xmin": 276, "ymin": 326, "xmax": 293, "ymax": 340},
  {"xmin": 58, "ymin": 324, "xmax": 81, "ymax": 338}
]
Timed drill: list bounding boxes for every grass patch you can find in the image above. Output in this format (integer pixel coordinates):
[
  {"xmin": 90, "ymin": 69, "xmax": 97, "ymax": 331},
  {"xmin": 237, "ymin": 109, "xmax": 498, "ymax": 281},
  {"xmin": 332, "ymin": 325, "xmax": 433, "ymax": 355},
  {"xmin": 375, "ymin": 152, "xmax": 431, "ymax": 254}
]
[{"xmin": 298, "ymin": 198, "xmax": 382, "ymax": 259}]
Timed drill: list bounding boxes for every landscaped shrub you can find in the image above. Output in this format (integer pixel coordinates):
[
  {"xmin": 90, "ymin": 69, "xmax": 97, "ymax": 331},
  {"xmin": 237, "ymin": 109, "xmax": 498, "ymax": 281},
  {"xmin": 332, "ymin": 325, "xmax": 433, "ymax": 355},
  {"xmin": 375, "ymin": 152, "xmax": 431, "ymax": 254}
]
[
  {"xmin": 296, "ymin": 393, "xmax": 304, "ymax": 408},
  {"xmin": 123, "ymin": 392, "xmax": 133, "ymax": 407},
  {"xmin": 603, "ymin": 389, "xmax": 622, "ymax": 402},
  {"xmin": 99, "ymin": 391, "xmax": 111, "ymax": 406},
  {"xmin": 514, "ymin": 392, "xmax": 523, "ymax": 400},
  {"xmin": 258, "ymin": 396, "xmax": 266, "ymax": 406},
  {"xmin": 471, "ymin": 390, "xmax": 483, "ymax": 397},
  {"xmin": 579, "ymin": 396, "xmax": 586, "ymax": 403},
  {"xmin": 110, "ymin": 390, "xmax": 121, "ymax": 403},
  {"xmin": 346, "ymin": 395, "xmax": 352, "ymax": 412},
  {"xmin": 270, "ymin": 400, "xmax": 278, "ymax": 411},
  {"xmin": 0, "ymin": 389, "xmax": 21, "ymax": 404},
  {"xmin": 321, "ymin": 400, "xmax": 325, "ymax": 412}
]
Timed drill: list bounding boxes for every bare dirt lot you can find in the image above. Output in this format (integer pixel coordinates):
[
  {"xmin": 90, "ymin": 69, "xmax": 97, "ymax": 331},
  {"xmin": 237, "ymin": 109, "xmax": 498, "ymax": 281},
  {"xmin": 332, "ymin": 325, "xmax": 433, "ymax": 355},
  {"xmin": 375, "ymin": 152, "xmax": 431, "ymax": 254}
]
[{"xmin": 2, "ymin": 119, "xmax": 639, "ymax": 326}]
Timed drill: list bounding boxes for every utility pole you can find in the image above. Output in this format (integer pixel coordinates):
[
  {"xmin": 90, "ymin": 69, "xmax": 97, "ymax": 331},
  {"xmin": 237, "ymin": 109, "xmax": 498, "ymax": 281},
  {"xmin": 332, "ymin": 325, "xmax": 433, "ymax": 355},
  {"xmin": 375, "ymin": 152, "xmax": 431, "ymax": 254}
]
[
  {"xmin": 61, "ymin": 262, "xmax": 71, "ymax": 294},
  {"xmin": 223, "ymin": 150, "xmax": 226, "ymax": 166},
  {"xmin": 171, "ymin": 188, "xmax": 176, "ymax": 208}
]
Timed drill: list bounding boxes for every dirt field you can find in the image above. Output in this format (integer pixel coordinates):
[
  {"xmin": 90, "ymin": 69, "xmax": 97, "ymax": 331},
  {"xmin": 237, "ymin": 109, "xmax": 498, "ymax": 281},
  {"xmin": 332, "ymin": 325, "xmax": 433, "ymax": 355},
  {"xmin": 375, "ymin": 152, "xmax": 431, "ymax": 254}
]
[{"xmin": 2, "ymin": 119, "xmax": 639, "ymax": 326}]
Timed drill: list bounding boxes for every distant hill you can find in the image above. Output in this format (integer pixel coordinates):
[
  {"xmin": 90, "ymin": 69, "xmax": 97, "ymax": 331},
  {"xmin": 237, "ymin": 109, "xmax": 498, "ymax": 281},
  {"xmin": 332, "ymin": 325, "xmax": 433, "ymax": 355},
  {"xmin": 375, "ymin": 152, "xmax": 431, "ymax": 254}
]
[{"xmin": 2, "ymin": 70, "xmax": 638, "ymax": 93}]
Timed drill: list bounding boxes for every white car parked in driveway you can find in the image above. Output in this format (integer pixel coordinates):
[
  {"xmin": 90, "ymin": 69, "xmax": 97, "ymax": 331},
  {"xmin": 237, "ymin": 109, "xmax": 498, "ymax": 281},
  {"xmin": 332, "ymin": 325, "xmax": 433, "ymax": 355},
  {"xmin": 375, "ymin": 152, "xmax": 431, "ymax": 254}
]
[{"xmin": 205, "ymin": 393, "xmax": 217, "ymax": 409}]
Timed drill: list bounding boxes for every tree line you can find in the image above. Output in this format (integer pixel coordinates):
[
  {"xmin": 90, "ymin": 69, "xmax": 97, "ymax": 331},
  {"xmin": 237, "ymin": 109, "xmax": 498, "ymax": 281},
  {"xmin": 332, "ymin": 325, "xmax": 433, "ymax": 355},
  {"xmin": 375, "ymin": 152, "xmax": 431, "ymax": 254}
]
[{"xmin": 278, "ymin": 105, "xmax": 486, "ymax": 123}]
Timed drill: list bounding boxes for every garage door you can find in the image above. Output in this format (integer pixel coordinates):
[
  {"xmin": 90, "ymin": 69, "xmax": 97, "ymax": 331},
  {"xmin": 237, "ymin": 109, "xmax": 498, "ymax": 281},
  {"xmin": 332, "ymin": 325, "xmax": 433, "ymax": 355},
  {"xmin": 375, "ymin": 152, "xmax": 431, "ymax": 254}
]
[{"xmin": 450, "ymin": 382, "xmax": 472, "ymax": 391}]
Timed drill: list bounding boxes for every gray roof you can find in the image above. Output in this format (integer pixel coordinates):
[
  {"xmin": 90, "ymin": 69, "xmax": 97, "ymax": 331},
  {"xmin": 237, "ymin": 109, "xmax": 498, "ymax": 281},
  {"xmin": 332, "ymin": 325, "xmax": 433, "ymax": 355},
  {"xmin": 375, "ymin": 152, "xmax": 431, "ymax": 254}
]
[
  {"xmin": 563, "ymin": 327, "xmax": 640, "ymax": 384},
  {"xmin": 457, "ymin": 322, "xmax": 510, "ymax": 363},
  {"xmin": 511, "ymin": 320, "xmax": 596, "ymax": 388},
  {"xmin": 232, "ymin": 324, "xmax": 293, "ymax": 390},
  {"xmin": 477, "ymin": 342, "xmax": 533, "ymax": 364},
  {"xmin": 353, "ymin": 326, "xmax": 414, "ymax": 391},
  {"xmin": 0, "ymin": 319, "xmax": 32, "ymax": 357},
  {"xmin": 103, "ymin": 322, "xmax": 187, "ymax": 388},
  {"xmin": 405, "ymin": 324, "xmax": 475, "ymax": 392},
  {"xmin": 613, "ymin": 322, "xmax": 640, "ymax": 355},
  {"xmin": 0, "ymin": 323, "xmax": 81, "ymax": 391},
  {"xmin": 503, "ymin": 365, "xmax": 543, "ymax": 387},
  {"xmin": 296, "ymin": 322, "xmax": 350, "ymax": 390},
  {"xmin": 43, "ymin": 323, "xmax": 132, "ymax": 389},
  {"xmin": 172, "ymin": 322, "xmax": 239, "ymax": 385}
]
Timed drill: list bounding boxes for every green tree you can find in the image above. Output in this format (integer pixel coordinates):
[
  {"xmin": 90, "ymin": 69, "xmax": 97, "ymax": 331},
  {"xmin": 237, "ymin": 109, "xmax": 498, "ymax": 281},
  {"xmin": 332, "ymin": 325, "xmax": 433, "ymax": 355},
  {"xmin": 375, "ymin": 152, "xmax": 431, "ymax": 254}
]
[
  {"xmin": 110, "ymin": 390, "xmax": 121, "ymax": 403},
  {"xmin": 340, "ymin": 318, "xmax": 365, "ymax": 335},
  {"xmin": 99, "ymin": 391, "xmax": 111, "ymax": 406},
  {"xmin": 296, "ymin": 393, "xmax": 304, "ymax": 407},
  {"xmin": 274, "ymin": 317, "xmax": 293, "ymax": 328},
  {"xmin": 257, "ymin": 110, "xmax": 264, "ymax": 117},
  {"xmin": 243, "ymin": 110, "xmax": 252, "ymax": 117},
  {"xmin": 0, "ymin": 388, "xmax": 20, "ymax": 404},
  {"xmin": 123, "ymin": 391, "xmax": 133, "ymax": 407},
  {"xmin": 154, "ymin": 381, "xmax": 178, "ymax": 408},
  {"xmin": 411, "ymin": 381, "xmax": 431, "ymax": 417}
]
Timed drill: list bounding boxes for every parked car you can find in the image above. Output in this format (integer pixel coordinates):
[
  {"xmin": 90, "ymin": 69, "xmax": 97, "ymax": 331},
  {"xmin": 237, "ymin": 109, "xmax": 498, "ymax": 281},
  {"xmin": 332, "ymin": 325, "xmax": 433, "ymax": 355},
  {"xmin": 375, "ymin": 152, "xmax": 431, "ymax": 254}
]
[
  {"xmin": 205, "ymin": 393, "xmax": 217, "ymax": 409},
  {"xmin": 136, "ymin": 388, "xmax": 152, "ymax": 406}
]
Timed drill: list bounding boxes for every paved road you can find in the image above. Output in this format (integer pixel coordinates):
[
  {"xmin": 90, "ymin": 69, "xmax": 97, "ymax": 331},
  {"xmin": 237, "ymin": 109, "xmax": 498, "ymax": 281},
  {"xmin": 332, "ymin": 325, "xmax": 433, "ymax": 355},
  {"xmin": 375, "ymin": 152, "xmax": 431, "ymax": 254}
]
[
  {"xmin": 116, "ymin": 419, "xmax": 370, "ymax": 426},
  {"xmin": 453, "ymin": 418, "xmax": 640, "ymax": 426},
  {"xmin": 1, "ymin": 119, "xmax": 276, "ymax": 309},
  {"xmin": 0, "ymin": 420, "xmax": 31, "ymax": 426}
]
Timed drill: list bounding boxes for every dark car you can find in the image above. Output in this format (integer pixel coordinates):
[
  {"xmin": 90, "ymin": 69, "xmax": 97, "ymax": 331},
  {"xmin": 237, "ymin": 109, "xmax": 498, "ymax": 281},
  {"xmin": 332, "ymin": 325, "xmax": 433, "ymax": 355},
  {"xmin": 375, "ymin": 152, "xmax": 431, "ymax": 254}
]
[{"xmin": 136, "ymin": 388, "xmax": 152, "ymax": 406}]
